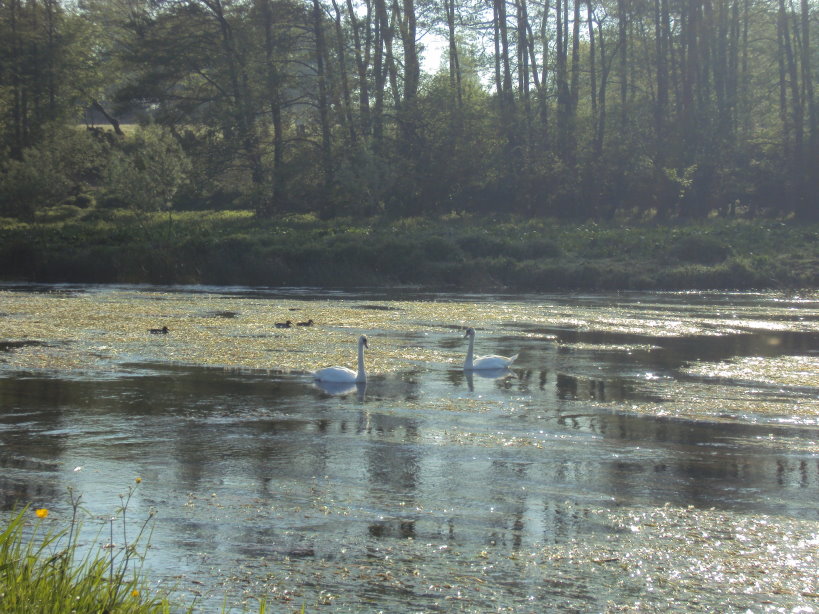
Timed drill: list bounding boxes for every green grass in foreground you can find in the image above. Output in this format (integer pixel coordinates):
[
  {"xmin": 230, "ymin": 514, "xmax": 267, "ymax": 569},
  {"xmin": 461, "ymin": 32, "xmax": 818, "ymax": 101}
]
[
  {"xmin": 0, "ymin": 488, "xmax": 175, "ymax": 613},
  {"xmin": 0, "ymin": 488, "xmax": 283, "ymax": 613},
  {"xmin": 0, "ymin": 208, "xmax": 817, "ymax": 290}
]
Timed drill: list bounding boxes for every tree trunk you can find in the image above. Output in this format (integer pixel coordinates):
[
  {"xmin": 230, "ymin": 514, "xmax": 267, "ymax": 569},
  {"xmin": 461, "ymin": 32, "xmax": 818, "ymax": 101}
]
[
  {"xmin": 400, "ymin": 0, "xmax": 419, "ymax": 102},
  {"xmin": 90, "ymin": 98, "xmax": 125, "ymax": 136},
  {"xmin": 312, "ymin": 0, "xmax": 334, "ymax": 197},
  {"xmin": 654, "ymin": 0, "xmax": 668, "ymax": 158},
  {"xmin": 331, "ymin": 0, "xmax": 357, "ymax": 145},
  {"xmin": 618, "ymin": 0, "xmax": 628, "ymax": 126},
  {"xmin": 346, "ymin": 0, "xmax": 372, "ymax": 137},
  {"xmin": 445, "ymin": 0, "xmax": 463, "ymax": 109},
  {"xmin": 258, "ymin": 0, "xmax": 284, "ymax": 214}
]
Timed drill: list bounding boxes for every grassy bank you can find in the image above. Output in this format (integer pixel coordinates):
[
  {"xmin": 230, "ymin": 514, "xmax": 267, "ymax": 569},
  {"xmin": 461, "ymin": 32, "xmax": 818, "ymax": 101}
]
[{"xmin": 1, "ymin": 209, "xmax": 817, "ymax": 290}]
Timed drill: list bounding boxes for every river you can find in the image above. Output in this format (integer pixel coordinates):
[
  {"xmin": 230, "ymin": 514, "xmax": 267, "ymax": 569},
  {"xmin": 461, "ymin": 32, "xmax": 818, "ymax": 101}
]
[{"xmin": 1, "ymin": 285, "xmax": 818, "ymax": 612}]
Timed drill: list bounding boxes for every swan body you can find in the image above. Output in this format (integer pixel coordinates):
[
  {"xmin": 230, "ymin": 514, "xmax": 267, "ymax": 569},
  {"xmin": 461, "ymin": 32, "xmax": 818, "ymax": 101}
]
[
  {"xmin": 463, "ymin": 327, "xmax": 517, "ymax": 370},
  {"xmin": 314, "ymin": 335, "xmax": 368, "ymax": 383}
]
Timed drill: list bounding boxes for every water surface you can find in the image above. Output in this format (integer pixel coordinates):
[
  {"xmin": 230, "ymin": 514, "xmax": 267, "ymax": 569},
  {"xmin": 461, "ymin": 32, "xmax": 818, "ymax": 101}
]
[{"xmin": 1, "ymin": 285, "xmax": 818, "ymax": 612}]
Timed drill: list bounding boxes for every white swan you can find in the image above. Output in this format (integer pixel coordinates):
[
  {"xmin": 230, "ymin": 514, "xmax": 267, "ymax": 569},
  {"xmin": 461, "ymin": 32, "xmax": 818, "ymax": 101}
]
[
  {"xmin": 314, "ymin": 335, "xmax": 368, "ymax": 383},
  {"xmin": 463, "ymin": 327, "xmax": 518, "ymax": 370}
]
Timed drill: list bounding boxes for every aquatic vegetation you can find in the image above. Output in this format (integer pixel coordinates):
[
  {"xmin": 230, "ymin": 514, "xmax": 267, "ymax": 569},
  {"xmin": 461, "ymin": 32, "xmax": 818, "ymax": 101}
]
[
  {"xmin": 1, "ymin": 287, "xmax": 818, "ymax": 427},
  {"xmin": 2, "ymin": 287, "xmax": 819, "ymax": 612},
  {"xmin": 684, "ymin": 355, "xmax": 819, "ymax": 389}
]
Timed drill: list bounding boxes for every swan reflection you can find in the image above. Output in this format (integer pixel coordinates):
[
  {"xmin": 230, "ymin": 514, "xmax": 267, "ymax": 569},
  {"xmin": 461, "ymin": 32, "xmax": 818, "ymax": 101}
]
[
  {"xmin": 465, "ymin": 368, "xmax": 515, "ymax": 391},
  {"xmin": 314, "ymin": 380, "xmax": 367, "ymax": 399}
]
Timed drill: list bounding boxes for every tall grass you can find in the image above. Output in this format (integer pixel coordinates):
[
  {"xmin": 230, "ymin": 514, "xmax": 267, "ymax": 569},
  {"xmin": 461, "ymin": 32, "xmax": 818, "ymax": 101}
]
[{"xmin": 0, "ymin": 486, "xmax": 175, "ymax": 613}]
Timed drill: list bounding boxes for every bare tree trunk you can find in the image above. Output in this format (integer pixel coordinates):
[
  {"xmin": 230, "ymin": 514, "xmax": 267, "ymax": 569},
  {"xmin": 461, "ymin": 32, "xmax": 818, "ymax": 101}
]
[
  {"xmin": 800, "ymin": 0, "xmax": 815, "ymax": 157},
  {"xmin": 372, "ymin": 0, "xmax": 386, "ymax": 147},
  {"xmin": 9, "ymin": 0, "xmax": 25, "ymax": 159},
  {"xmin": 537, "ymin": 0, "xmax": 552, "ymax": 143},
  {"xmin": 346, "ymin": 0, "xmax": 372, "ymax": 137},
  {"xmin": 555, "ymin": 0, "xmax": 570, "ymax": 150},
  {"xmin": 779, "ymin": 0, "xmax": 803, "ymax": 161},
  {"xmin": 777, "ymin": 8, "xmax": 791, "ymax": 158},
  {"xmin": 445, "ymin": 0, "xmax": 463, "ymax": 109},
  {"xmin": 617, "ymin": 0, "xmax": 628, "ymax": 126},
  {"xmin": 331, "ymin": 0, "xmax": 357, "ymax": 145},
  {"xmin": 258, "ymin": 0, "xmax": 284, "ymax": 214},
  {"xmin": 400, "ymin": 0, "xmax": 419, "ymax": 102},
  {"xmin": 495, "ymin": 0, "xmax": 514, "ymax": 105},
  {"xmin": 654, "ymin": 0, "xmax": 669, "ymax": 157},
  {"xmin": 312, "ymin": 0, "xmax": 334, "ymax": 197},
  {"xmin": 90, "ymin": 98, "xmax": 124, "ymax": 136},
  {"xmin": 200, "ymin": 0, "xmax": 266, "ymax": 199},
  {"xmin": 596, "ymin": 16, "xmax": 610, "ymax": 155},
  {"xmin": 516, "ymin": 0, "xmax": 532, "ymax": 133},
  {"xmin": 588, "ymin": 0, "xmax": 597, "ymax": 127}
]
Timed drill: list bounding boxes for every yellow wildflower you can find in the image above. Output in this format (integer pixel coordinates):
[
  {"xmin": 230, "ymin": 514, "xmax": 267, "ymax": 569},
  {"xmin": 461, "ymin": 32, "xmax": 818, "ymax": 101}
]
[
  {"xmin": 35, "ymin": 508, "xmax": 48, "ymax": 519},
  {"xmin": 131, "ymin": 590, "xmax": 140, "ymax": 598},
  {"xmin": 135, "ymin": 477, "xmax": 142, "ymax": 484}
]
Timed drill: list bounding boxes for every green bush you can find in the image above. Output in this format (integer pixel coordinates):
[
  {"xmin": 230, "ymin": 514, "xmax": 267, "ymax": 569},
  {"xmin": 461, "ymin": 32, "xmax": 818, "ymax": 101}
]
[
  {"xmin": 457, "ymin": 232, "xmax": 509, "ymax": 258},
  {"xmin": 669, "ymin": 234, "xmax": 731, "ymax": 264}
]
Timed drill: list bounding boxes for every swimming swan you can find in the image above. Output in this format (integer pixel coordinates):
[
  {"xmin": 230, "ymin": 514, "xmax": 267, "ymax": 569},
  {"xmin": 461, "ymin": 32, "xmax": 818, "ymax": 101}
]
[
  {"xmin": 314, "ymin": 335, "xmax": 368, "ymax": 383},
  {"xmin": 463, "ymin": 327, "xmax": 518, "ymax": 370}
]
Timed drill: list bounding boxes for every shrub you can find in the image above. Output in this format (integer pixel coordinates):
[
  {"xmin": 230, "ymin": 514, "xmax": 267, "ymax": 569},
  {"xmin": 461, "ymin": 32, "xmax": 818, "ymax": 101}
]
[
  {"xmin": 104, "ymin": 126, "xmax": 191, "ymax": 213},
  {"xmin": 669, "ymin": 234, "xmax": 731, "ymax": 264}
]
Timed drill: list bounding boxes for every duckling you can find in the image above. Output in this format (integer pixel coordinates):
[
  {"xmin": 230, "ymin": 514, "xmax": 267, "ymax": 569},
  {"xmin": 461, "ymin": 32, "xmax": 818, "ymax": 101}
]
[
  {"xmin": 296, "ymin": 319, "xmax": 314, "ymax": 327},
  {"xmin": 149, "ymin": 326, "xmax": 169, "ymax": 334},
  {"xmin": 275, "ymin": 320, "xmax": 292, "ymax": 329}
]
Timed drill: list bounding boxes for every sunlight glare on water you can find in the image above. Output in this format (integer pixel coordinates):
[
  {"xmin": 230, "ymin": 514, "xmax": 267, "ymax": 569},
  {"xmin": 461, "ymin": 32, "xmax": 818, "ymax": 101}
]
[{"xmin": 2, "ymin": 286, "xmax": 819, "ymax": 612}]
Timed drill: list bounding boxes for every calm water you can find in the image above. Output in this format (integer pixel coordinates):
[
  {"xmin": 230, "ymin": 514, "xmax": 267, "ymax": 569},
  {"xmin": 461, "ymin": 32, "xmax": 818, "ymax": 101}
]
[{"xmin": 1, "ymin": 285, "xmax": 819, "ymax": 612}]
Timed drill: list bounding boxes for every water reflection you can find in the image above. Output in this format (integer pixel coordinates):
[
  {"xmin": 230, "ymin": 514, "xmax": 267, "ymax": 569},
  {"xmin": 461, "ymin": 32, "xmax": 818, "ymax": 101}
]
[
  {"xmin": 1, "ymin": 287, "xmax": 819, "ymax": 611},
  {"xmin": 464, "ymin": 368, "xmax": 515, "ymax": 390},
  {"xmin": 314, "ymin": 380, "xmax": 367, "ymax": 399}
]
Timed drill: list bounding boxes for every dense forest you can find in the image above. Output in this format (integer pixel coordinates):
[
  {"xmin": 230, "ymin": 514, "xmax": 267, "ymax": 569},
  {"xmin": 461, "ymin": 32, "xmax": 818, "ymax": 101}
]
[{"xmin": 0, "ymin": 0, "xmax": 817, "ymax": 221}]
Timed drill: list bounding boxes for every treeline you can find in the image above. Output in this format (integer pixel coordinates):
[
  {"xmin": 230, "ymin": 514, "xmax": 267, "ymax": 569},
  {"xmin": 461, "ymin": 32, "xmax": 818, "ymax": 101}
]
[{"xmin": 0, "ymin": 0, "xmax": 817, "ymax": 220}]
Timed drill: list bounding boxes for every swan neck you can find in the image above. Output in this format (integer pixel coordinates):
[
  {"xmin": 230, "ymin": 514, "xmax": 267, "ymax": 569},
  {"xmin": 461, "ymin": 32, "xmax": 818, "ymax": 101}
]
[
  {"xmin": 464, "ymin": 334, "xmax": 475, "ymax": 369},
  {"xmin": 356, "ymin": 340, "xmax": 366, "ymax": 382}
]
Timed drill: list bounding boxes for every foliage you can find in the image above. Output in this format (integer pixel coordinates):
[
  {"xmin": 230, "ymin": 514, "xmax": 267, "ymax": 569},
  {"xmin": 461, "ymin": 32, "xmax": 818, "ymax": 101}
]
[
  {"xmin": 103, "ymin": 126, "xmax": 191, "ymax": 212},
  {"xmin": 4, "ymin": 0, "xmax": 816, "ymax": 221},
  {"xmin": 0, "ymin": 212, "xmax": 816, "ymax": 290},
  {"xmin": 0, "ymin": 128, "xmax": 109, "ymax": 219}
]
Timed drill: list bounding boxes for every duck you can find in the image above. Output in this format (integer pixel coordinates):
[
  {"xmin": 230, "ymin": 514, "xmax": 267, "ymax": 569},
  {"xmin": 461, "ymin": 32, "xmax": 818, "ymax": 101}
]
[
  {"xmin": 296, "ymin": 319, "xmax": 314, "ymax": 327},
  {"xmin": 149, "ymin": 326, "xmax": 169, "ymax": 334},
  {"xmin": 275, "ymin": 320, "xmax": 292, "ymax": 329},
  {"xmin": 463, "ymin": 327, "xmax": 518, "ymax": 370},
  {"xmin": 314, "ymin": 335, "xmax": 368, "ymax": 383}
]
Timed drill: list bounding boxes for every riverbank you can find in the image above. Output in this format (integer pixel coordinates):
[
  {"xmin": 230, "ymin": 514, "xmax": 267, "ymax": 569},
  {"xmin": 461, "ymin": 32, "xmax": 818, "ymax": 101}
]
[{"xmin": 1, "ymin": 210, "xmax": 817, "ymax": 290}]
